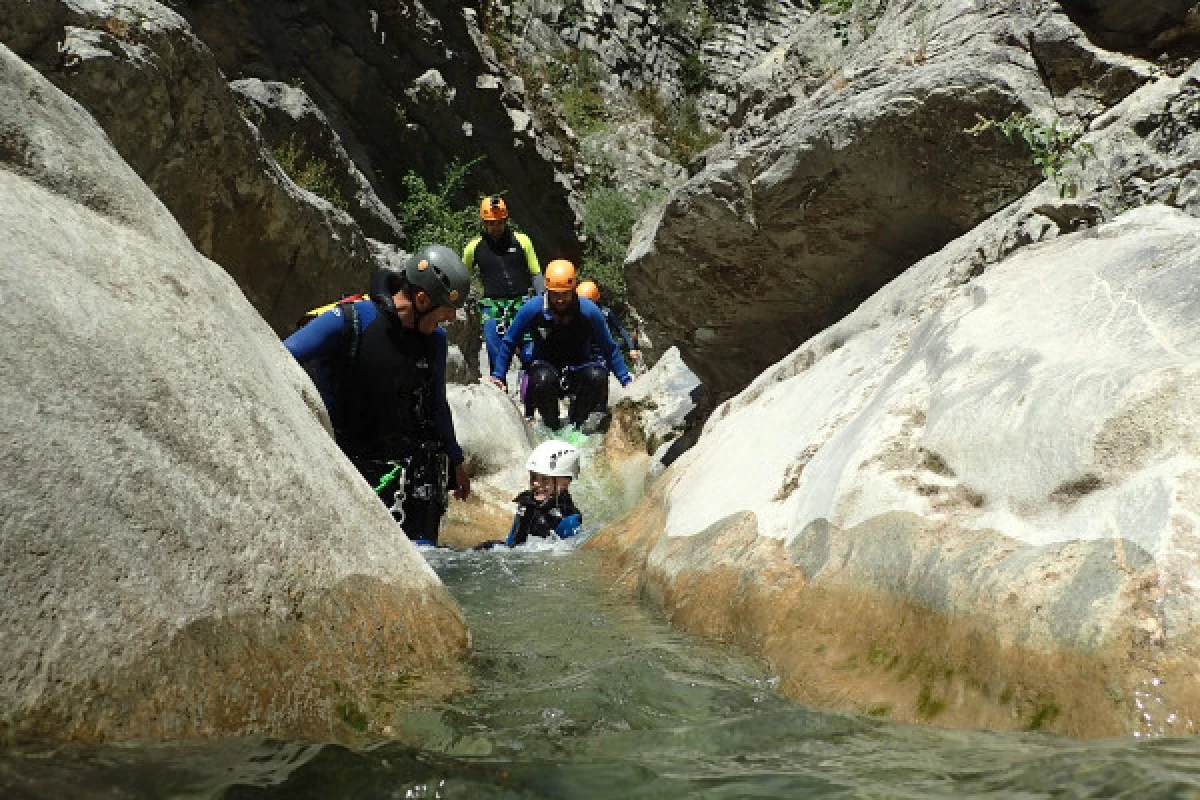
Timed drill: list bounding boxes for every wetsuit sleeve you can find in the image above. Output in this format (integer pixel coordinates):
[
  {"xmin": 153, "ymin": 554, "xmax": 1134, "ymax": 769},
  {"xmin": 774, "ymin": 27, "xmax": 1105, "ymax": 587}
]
[
  {"xmin": 462, "ymin": 237, "xmax": 480, "ymax": 270},
  {"xmin": 604, "ymin": 307, "xmax": 635, "ymax": 352},
  {"xmin": 430, "ymin": 331, "xmax": 465, "ymax": 466},
  {"xmin": 505, "ymin": 512, "xmax": 520, "ymax": 547},
  {"xmin": 583, "ymin": 300, "xmax": 631, "ymax": 386},
  {"xmin": 515, "ymin": 232, "xmax": 541, "ymax": 274},
  {"xmin": 283, "ymin": 306, "xmax": 346, "ymax": 363},
  {"xmin": 490, "ymin": 297, "xmax": 542, "ymax": 381}
]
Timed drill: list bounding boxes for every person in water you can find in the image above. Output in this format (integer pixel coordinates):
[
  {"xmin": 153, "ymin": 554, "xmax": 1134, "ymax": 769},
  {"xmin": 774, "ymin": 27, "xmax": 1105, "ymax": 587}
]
[
  {"xmin": 506, "ymin": 439, "xmax": 583, "ymax": 546},
  {"xmin": 488, "ymin": 259, "xmax": 632, "ymax": 430},
  {"xmin": 284, "ymin": 244, "xmax": 472, "ymax": 546}
]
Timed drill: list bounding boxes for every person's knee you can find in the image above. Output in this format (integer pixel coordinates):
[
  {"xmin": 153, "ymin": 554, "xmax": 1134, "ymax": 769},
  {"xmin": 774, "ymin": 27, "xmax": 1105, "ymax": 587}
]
[
  {"xmin": 579, "ymin": 365, "xmax": 608, "ymax": 390},
  {"xmin": 526, "ymin": 363, "xmax": 559, "ymax": 394}
]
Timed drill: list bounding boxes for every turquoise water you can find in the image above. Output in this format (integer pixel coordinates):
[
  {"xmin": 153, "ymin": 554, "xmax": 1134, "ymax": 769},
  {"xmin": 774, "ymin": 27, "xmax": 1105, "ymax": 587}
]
[
  {"xmin": 6, "ymin": 437, "xmax": 1200, "ymax": 797},
  {"xmin": 6, "ymin": 541, "xmax": 1200, "ymax": 798}
]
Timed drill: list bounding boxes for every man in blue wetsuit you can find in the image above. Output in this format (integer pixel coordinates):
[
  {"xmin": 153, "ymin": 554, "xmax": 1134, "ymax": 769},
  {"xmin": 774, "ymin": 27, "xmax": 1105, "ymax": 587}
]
[
  {"xmin": 487, "ymin": 259, "xmax": 632, "ymax": 431},
  {"xmin": 284, "ymin": 244, "xmax": 472, "ymax": 545}
]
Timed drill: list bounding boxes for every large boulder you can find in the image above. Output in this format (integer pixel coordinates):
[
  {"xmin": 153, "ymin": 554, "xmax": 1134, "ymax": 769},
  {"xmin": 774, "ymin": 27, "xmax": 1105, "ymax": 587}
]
[
  {"xmin": 0, "ymin": 0, "xmax": 379, "ymax": 333},
  {"xmin": 231, "ymin": 77, "xmax": 404, "ymax": 243},
  {"xmin": 592, "ymin": 203, "xmax": 1200, "ymax": 737},
  {"xmin": 172, "ymin": 0, "xmax": 582, "ymax": 263},
  {"xmin": 0, "ymin": 44, "xmax": 467, "ymax": 741},
  {"xmin": 1057, "ymin": 0, "xmax": 1200, "ymax": 56},
  {"xmin": 626, "ymin": 0, "xmax": 1152, "ymax": 403}
]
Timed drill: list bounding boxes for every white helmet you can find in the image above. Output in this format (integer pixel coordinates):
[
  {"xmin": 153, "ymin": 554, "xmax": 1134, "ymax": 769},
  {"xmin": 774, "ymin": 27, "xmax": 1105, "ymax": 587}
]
[{"xmin": 525, "ymin": 440, "xmax": 581, "ymax": 479}]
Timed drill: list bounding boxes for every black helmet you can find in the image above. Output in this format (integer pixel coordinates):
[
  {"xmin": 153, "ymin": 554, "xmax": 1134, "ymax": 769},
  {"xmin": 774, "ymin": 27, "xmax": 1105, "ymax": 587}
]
[{"xmin": 404, "ymin": 244, "xmax": 470, "ymax": 309}]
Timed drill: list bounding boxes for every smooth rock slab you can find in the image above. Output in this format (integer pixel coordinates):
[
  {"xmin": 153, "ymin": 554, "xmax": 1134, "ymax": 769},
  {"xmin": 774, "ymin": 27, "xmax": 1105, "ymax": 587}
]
[
  {"xmin": 592, "ymin": 205, "xmax": 1200, "ymax": 737},
  {"xmin": 0, "ymin": 44, "xmax": 467, "ymax": 742}
]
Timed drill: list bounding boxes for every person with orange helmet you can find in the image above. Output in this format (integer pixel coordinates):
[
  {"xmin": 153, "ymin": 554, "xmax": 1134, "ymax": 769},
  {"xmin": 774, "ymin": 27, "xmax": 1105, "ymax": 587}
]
[
  {"xmin": 487, "ymin": 259, "xmax": 632, "ymax": 430},
  {"xmin": 576, "ymin": 280, "xmax": 641, "ymax": 365},
  {"xmin": 462, "ymin": 194, "xmax": 543, "ymax": 375}
]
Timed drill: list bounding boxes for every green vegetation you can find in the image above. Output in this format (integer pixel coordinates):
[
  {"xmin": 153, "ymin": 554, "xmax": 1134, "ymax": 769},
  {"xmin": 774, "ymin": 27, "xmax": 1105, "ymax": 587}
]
[
  {"xmin": 272, "ymin": 134, "xmax": 347, "ymax": 210},
  {"xmin": 579, "ymin": 185, "xmax": 663, "ymax": 313},
  {"xmin": 395, "ymin": 157, "xmax": 483, "ymax": 254},
  {"xmin": 1026, "ymin": 698, "xmax": 1061, "ymax": 731},
  {"xmin": 633, "ymin": 90, "xmax": 720, "ymax": 165},
  {"xmin": 678, "ymin": 51, "xmax": 709, "ymax": 95},
  {"xmin": 916, "ymin": 684, "xmax": 946, "ymax": 719},
  {"xmin": 820, "ymin": 0, "xmax": 887, "ymax": 47},
  {"xmin": 336, "ymin": 701, "xmax": 369, "ymax": 732},
  {"xmin": 547, "ymin": 50, "xmax": 609, "ymax": 136},
  {"xmin": 967, "ymin": 112, "xmax": 1095, "ymax": 197}
]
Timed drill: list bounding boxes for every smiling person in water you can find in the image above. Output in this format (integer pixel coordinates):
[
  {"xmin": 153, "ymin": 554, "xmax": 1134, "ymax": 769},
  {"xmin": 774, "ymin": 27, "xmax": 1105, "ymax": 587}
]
[{"xmin": 505, "ymin": 439, "xmax": 583, "ymax": 546}]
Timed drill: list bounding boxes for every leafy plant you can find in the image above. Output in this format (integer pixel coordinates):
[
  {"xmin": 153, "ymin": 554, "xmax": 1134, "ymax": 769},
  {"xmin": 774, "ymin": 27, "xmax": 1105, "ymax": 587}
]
[
  {"xmin": 821, "ymin": 0, "xmax": 886, "ymax": 47},
  {"xmin": 271, "ymin": 134, "xmax": 347, "ymax": 210},
  {"xmin": 679, "ymin": 52, "xmax": 709, "ymax": 95},
  {"xmin": 549, "ymin": 50, "xmax": 609, "ymax": 135},
  {"xmin": 579, "ymin": 186, "xmax": 664, "ymax": 313},
  {"xmin": 967, "ymin": 112, "xmax": 1095, "ymax": 197},
  {"xmin": 633, "ymin": 90, "xmax": 720, "ymax": 165},
  {"xmin": 395, "ymin": 157, "xmax": 483, "ymax": 254}
]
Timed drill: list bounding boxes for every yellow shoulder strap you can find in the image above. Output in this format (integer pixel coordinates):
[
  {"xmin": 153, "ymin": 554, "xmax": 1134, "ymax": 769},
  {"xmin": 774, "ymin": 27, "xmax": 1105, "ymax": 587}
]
[{"xmin": 463, "ymin": 236, "xmax": 481, "ymax": 269}]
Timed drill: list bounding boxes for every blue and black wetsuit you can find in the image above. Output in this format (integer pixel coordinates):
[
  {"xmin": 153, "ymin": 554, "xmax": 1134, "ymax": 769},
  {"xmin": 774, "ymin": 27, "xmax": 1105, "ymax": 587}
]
[
  {"xmin": 505, "ymin": 489, "xmax": 582, "ymax": 546},
  {"xmin": 284, "ymin": 299, "xmax": 463, "ymax": 543},
  {"xmin": 491, "ymin": 296, "xmax": 631, "ymax": 429}
]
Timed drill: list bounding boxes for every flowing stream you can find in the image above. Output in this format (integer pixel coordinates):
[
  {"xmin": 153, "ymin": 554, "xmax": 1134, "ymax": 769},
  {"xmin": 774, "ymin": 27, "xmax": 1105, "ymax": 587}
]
[{"xmin": 6, "ymin": 441, "xmax": 1200, "ymax": 798}]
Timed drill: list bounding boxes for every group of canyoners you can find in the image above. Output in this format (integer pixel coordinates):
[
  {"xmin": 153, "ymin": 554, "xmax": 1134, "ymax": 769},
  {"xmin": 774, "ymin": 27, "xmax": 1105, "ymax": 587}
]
[{"xmin": 284, "ymin": 195, "xmax": 642, "ymax": 547}]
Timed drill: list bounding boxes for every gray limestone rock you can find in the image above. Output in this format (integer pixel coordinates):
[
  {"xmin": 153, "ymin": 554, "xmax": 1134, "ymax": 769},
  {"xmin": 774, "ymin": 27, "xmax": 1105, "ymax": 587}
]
[
  {"xmin": 231, "ymin": 78, "xmax": 404, "ymax": 243},
  {"xmin": 0, "ymin": 0, "xmax": 376, "ymax": 334},
  {"xmin": 0, "ymin": 43, "xmax": 467, "ymax": 741},
  {"xmin": 626, "ymin": 0, "xmax": 1153, "ymax": 403}
]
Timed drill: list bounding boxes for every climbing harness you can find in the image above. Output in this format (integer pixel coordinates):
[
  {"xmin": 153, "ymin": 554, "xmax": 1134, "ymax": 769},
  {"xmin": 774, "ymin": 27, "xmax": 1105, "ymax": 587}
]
[
  {"xmin": 479, "ymin": 297, "xmax": 525, "ymax": 336},
  {"xmin": 374, "ymin": 461, "xmax": 409, "ymax": 524}
]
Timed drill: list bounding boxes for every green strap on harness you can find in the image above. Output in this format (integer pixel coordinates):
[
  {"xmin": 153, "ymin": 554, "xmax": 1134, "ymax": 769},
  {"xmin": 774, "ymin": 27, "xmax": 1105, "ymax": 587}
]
[
  {"xmin": 479, "ymin": 297, "xmax": 524, "ymax": 323},
  {"xmin": 374, "ymin": 462, "xmax": 406, "ymax": 494}
]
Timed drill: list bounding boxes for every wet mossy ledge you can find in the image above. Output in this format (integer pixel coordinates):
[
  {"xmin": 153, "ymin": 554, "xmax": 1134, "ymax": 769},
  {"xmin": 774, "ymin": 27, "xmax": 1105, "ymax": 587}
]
[
  {"xmin": 588, "ymin": 489, "xmax": 1199, "ymax": 738},
  {"xmin": 5, "ymin": 580, "xmax": 469, "ymax": 743},
  {"xmin": 590, "ymin": 204, "xmax": 1200, "ymax": 738}
]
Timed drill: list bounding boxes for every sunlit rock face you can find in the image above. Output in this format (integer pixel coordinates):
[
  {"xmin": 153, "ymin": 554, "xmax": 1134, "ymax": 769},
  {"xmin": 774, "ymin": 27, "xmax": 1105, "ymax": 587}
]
[
  {"xmin": 626, "ymin": 0, "xmax": 1153, "ymax": 404},
  {"xmin": 0, "ymin": 44, "xmax": 468, "ymax": 742},
  {"xmin": 597, "ymin": 202, "xmax": 1200, "ymax": 737}
]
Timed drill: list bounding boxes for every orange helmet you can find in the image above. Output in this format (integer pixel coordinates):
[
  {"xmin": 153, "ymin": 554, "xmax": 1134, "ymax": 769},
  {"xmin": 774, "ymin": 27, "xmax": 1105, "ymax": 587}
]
[
  {"xmin": 576, "ymin": 280, "xmax": 600, "ymax": 302},
  {"xmin": 480, "ymin": 194, "xmax": 508, "ymax": 221},
  {"xmin": 544, "ymin": 259, "xmax": 578, "ymax": 292}
]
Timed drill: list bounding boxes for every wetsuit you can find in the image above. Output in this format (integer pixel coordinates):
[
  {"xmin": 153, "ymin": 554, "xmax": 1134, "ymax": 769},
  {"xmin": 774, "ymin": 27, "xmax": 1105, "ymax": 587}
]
[
  {"xmin": 284, "ymin": 299, "xmax": 464, "ymax": 544},
  {"xmin": 492, "ymin": 296, "xmax": 631, "ymax": 429},
  {"xmin": 601, "ymin": 306, "xmax": 636, "ymax": 353},
  {"xmin": 505, "ymin": 489, "xmax": 583, "ymax": 546},
  {"xmin": 463, "ymin": 229, "xmax": 542, "ymax": 374}
]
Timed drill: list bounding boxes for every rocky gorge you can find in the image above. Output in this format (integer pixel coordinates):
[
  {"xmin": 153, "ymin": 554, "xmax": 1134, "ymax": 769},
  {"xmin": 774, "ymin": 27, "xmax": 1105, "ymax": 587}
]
[{"xmin": 3, "ymin": 0, "xmax": 1200, "ymax": 749}]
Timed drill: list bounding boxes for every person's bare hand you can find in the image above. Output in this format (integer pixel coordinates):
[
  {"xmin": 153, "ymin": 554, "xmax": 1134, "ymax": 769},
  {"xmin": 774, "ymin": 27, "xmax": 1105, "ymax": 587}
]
[
  {"xmin": 488, "ymin": 376, "xmax": 507, "ymax": 392},
  {"xmin": 453, "ymin": 463, "xmax": 471, "ymax": 501}
]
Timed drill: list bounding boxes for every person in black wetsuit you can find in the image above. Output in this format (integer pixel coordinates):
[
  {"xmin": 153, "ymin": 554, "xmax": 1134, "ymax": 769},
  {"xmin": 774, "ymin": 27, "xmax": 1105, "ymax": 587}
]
[
  {"xmin": 507, "ymin": 439, "xmax": 583, "ymax": 546},
  {"xmin": 462, "ymin": 195, "xmax": 543, "ymax": 378},
  {"xmin": 576, "ymin": 280, "xmax": 641, "ymax": 367},
  {"xmin": 284, "ymin": 244, "xmax": 472, "ymax": 545}
]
